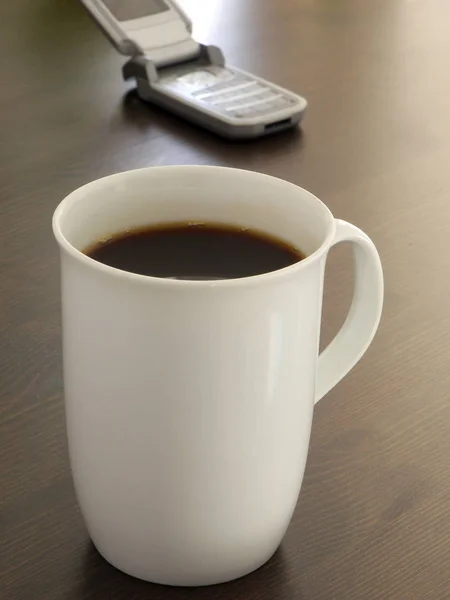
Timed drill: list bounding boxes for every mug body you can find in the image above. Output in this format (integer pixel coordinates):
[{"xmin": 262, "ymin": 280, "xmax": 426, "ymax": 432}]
[{"xmin": 53, "ymin": 166, "xmax": 336, "ymax": 586}]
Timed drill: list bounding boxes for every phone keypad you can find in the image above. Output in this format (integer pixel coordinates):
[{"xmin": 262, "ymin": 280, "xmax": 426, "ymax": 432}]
[
  {"xmin": 191, "ymin": 75, "xmax": 252, "ymax": 99},
  {"xmin": 199, "ymin": 82, "xmax": 287, "ymax": 116},
  {"xmin": 161, "ymin": 68, "xmax": 299, "ymax": 120},
  {"xmin": 192, "ymin": 74, "xmax": 296, "ymax": 118}
]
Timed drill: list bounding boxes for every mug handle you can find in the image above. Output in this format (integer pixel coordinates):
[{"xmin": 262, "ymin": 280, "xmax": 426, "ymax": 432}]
[{"xmin": 315, "ymin": 219, "xmax": 384, "ymax": 403}]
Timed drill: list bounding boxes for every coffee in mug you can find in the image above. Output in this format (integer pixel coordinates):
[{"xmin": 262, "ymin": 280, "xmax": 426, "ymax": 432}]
[{"xmin": 85, "ymin": 222, "xmax": 306, "ymax": 280}]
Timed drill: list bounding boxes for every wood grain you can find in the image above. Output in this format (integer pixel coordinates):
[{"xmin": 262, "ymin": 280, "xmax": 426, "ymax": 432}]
[{"xmin": 2, "ymin": 0, "xmax": 450, "ymax": 598}]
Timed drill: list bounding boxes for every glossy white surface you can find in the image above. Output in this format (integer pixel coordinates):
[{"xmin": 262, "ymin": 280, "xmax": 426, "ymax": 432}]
[{"xmin": 53, "ymin": 166, "xmax": 383, "ymax": 586}]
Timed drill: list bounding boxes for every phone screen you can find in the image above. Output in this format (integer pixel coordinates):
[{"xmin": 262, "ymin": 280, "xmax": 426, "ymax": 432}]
[{"xmin": 102, "ymin": 0, "xmax": 169, "ymax": 21}]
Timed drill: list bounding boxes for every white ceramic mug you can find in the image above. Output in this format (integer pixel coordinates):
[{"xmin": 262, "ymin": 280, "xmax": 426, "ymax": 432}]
[{"xmin": 53, "ymin": 166, "xmax": 383, "ymax": 587}]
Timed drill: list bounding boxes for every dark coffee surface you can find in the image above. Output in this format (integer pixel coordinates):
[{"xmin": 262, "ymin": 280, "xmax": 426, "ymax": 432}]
[{"xmin": 85, "ymin": 223, "xmax": 304, "ymax": 279}]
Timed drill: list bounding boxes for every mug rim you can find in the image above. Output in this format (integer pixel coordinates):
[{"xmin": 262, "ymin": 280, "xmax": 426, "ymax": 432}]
[{"xmin": 52, "ymin": 165, "xmax": 336, "ymax": 289}]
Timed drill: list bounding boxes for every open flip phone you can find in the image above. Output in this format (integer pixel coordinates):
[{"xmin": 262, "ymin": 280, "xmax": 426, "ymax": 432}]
[{"xmin": 81, "ymin": 0, "xmax": 307, "ymax": 139}]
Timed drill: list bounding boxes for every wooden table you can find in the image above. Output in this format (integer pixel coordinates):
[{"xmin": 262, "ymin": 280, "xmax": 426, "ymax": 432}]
[{"xmin": 2, "ymin": 1, "xmax": 450, "ymax": 598}]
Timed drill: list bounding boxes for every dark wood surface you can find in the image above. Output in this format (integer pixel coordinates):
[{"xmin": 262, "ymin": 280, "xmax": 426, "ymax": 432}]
[{"xmin": 2, "ymin": 0, "xmax": 450, "ymax": 598}]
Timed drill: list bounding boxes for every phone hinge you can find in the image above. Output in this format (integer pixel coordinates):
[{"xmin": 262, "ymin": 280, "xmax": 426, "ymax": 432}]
[{"xmin": 122, "ymin": 44, "xmax": 225, "ymax": 85}]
